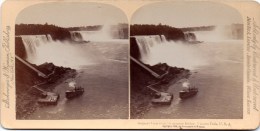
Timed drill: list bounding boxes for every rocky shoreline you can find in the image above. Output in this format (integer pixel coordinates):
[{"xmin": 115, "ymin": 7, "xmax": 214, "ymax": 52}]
[
  {"xmin": 16, "ymin": 60, "xmax": 76, "ymax": 119},
  {"xmin": 130, "ymin": 62, "xmax": 190, "ymax": 119}
]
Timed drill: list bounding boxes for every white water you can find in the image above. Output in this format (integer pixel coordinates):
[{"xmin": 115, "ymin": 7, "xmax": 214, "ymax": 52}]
[
  {"xmin": 70, "ymin": 24, "xmax": 115, "ymax": 42},
  {"xmin": 20, "ymin": 33, "xmax": 128, "ymax": 69},
  {"xmin": 70, "ymin": 24, "xmax": 128, "ymax": 42},
  {"xmin": 21, "ymin": 35, "xmax": 50, "ymax": 61},
  {"xmin": 194, "ymin": 26, "xmax": 234, "ymax": 42},
  {"xmin": 21, "ymin": 35, "xmax": 98, "ymax": 68},
  {"xmin": 134, "ymin": 26, "xmax": 241, "ymax": 70},
  {"xmin": 134, "ymin": 35, "xmax": 207, "ymax": 70}
]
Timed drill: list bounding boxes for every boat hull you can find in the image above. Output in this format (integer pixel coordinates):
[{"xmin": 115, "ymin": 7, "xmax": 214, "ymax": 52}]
[
  {"xmin": 66, "ymin": 88, "xmax": 84, "ymax": 99},
  {"xmin": 179, "ymin": 89, "xmax": 198, "ymax": 99}
]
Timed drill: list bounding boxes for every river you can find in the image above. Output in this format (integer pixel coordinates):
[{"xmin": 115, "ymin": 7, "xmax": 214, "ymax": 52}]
[{"xmin": 27, "ymin": 40, "xmax": 129, "ymax": 119}]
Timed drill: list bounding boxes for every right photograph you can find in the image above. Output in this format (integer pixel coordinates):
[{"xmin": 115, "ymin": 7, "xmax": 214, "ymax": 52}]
[{"xmin": 130, "ymin": 2, "xmax": 243, "ymax": 119}]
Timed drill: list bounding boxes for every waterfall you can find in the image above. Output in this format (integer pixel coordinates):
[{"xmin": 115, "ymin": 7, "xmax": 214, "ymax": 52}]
[
  {"xmin": 133, "ymin": 35, "xmax": 164, "ymax": 63},
  {"xmin": 161, "ymin": 35, "xmax": 167, "ymax": 43},
  {"xmin": 70, "ymin": 31, "xmax": 83, "ymax": 42},
  {"xmin": 70, "ymin": 24, "xmax": 128, "ymax": 42},
  {"xmin": 70, "ymin": 31, "xmax": 104, "ymax": 42},
  {"xmin": 21, "ymin": 35, "xmax": 53, "ymax": 63},
  {"xmin": 20, "ymin": 34, "xmax": 96, "ymax": 68},
  {"xmin": 184, "ymin": 32, "xmax": 197, "ymax": 41},
  {"xmin": 132, "ymin": 35, "xmax": 206, "ymax": 69},
  {"xmin": 46, "ymin": 34, "xmax": 53, "ymax": 41},
  {"xmin": 70, "ymin": 25, "xmax": 113, "ymax": 42}
]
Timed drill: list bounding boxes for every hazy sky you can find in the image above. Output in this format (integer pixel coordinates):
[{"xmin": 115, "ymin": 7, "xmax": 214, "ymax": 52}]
[
  {"xmin": 16, "ymin": 2, "xmax": 128, "ymax": 27},
  {"xmin": 131, "ymin": 2, "xmax": 243, "ymax": 28}
]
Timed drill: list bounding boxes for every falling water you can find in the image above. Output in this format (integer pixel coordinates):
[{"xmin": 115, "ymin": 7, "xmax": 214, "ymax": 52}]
[
  {"xmin": 184, "ymin": 32, "xmax": 197, "ymax": 41},
  {"xmin": 70, "ymin": 32, "xmax": 83, "ymax": 42},
  {"xmin": 161, "ymin": 35, "xmax": 167, "ymax": 42},
  {"xmin": 70, "ymin": 24, "xmax": 114, "ymax": 42},
  {"xmin": 134, "ymin": 35, "xmax": 163, "ymax": 63},
  {"xmin": 20, "ymin": 35, "xmax": 98, "ymax": 68},
  {"xmin": 133, "ymin": 35, "xmax": 207, "ymax": 70},
  {"xmin": 133, "ymin": 25, "xmax": 243, "ymax": 70},
  {"xmin": 21, "ymin": 35, "xmax": 51, "ymax": 62}
]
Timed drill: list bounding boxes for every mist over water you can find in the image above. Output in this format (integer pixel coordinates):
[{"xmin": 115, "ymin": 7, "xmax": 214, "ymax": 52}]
[
  {"xmin": 21, "ymin": 35, "xmax": 100, "ymax": 68},
  {"xmin": 146, "ymin": 41, "xmax": 207, "ymax": 70},
  {"xmin": 195, "ymin": 26, "xmax": 235, "ymax": 42},
  {"xmin": 139, "ymin": 27, "xmax": 243, "ymax": 119},
  {"xmin": 71, "ymin": 24, "xmax": 115, "ymax": 42},
  {"xmin": 21, "ymin": 31, "xmax": 128, "ymax": 69},
  {"xmin": 135, "ymin": 35, "xmax": 207, "ymax": 70},
  {"xmin": 20, "ymin": 24, "xmax": 128, "ymax": 69},
  {"xmin": 135, "ymin": 26, "xmax": 241, "ymax": 70}
]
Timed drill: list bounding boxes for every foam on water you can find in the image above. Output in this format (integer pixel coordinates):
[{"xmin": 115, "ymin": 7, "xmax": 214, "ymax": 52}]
[
  {"xmin": 21, "ymin": 35, "xmax": 98, "ymax": 68},
  {"xmin": 134, "ymin": 35, "xmax": 207, "ymax": 70},
  {"xmin": 20, "ymin": 34, "xmax": 128, "ymax": 69}
]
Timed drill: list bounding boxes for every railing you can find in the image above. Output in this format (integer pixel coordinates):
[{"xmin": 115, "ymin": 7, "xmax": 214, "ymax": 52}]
[
  {"xmin": 15, "ymin": 55, "xmax": 48, "ymax": 78},
  {"xmin": 130, "ymin": 56, "xmax": 160, "ymax": 78},
  {"xmin": 130, "ymin": 56, "xmax": 169, "ymax": 79},
  {"xmin": 16, "ymin": 55, "xmax": 59, "ymax": 93}
]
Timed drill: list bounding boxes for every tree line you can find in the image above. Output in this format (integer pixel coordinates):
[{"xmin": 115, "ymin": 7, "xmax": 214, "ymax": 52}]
[
  {"xmin": 15, "ymin": 23, "xmax": 71, "ymax": 41},
  {"xmin": 130, "ymin": 24, "xmax": 185, "ymax": 41}
]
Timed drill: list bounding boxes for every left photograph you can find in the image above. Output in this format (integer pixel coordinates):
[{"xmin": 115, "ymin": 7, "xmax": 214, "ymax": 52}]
[{"xmin": 15, "ymin": 2, "xmax": 129, "ymax": 119}]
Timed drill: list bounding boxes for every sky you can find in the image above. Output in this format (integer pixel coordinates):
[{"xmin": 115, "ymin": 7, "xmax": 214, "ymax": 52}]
[
  {"xmin": 16, "ymin": 2, "xmax": 128, "ymax": 27},
  {"xmin": 131, "ymin": 1, "xmax": 243, "ymax": 28},
  {"xmin": 16, "ymin": 2, "xmax": 243, "ymax": 28}
]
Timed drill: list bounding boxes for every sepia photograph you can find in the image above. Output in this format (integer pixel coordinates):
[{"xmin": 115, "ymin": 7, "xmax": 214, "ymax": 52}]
[
  {"xmin": 15, "ymin": 2, "xmax": 129, "ymax": 119},
  {"xmin": 1, "ymin": 0, "xmax": 260, "ymax": 129},
  {"xmin": 130, "ymin": 1, "xmax": 244, "ymax": 119}
]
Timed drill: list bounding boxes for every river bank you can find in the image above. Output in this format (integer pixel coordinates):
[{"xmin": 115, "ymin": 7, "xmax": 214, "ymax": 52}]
[
  {"xmin": 140, "ymin": 41, "xmax": 243, "ymax": 119},
  {"xmin": 15, "ymin": 39, "xmax": 129, "ymax": 119},
  {"xmin": 26, "ymin": 60, "xmax": 128, "ymax": 119},
  {"xmin": 130, "ymin": 61, "xmax": 190, "ymax": 119},
  {"xmin": 16, "ymin": 60, "xmax": 76, "ymax": 119}
]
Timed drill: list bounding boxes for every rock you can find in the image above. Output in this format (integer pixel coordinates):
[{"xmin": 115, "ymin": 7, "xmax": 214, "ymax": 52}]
[{"xmin": 16, "ymin": 60, "xmax": 76, "ymax": 119}]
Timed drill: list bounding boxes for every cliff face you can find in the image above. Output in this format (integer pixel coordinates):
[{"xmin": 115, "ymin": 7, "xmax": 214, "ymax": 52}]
[
  {"xmin": 15, "ymin": 37, "xmax": 27, "ymax": 59},
  {"xmin": 130, "ymin": 37, "xmax": 141, "ymax": 60}
]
